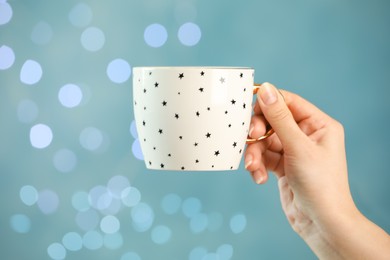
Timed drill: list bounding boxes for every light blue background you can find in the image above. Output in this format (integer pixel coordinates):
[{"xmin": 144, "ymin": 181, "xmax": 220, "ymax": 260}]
[{"xmin": 1, "ymin": 0, "xmax": 389, "ymax": 259}]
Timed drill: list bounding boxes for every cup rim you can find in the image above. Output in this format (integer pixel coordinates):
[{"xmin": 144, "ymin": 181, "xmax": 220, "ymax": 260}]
[{"xmin": 133, "ymin": 66, "xmax": 254, "ymax": 70}]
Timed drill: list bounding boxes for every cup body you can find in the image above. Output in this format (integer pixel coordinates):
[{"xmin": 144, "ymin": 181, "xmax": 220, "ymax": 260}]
[{"xmin": 133, "ymin": 67, "xmax": 254, "ymax": 171}]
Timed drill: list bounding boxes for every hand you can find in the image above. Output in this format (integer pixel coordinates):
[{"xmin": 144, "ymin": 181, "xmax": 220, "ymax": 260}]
[{"xmin": 244, "ymin": 82, "xmax": 390, "ymax": 259}]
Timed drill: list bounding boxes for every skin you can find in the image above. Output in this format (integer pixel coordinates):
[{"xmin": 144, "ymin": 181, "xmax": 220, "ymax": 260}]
[{"xmin": 244, "ymin": 82, "xmax": 390, "ymax": 259}]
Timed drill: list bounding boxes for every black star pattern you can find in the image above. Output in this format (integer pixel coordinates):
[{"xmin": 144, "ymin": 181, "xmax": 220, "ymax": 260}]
[
  {"xmin": 196, "ymin": 111, "xmax": 200, "ymax": 117},
  {"xmin": 231, "ymin": 99, "xmax": 236, "ymax": 105},
  {"xmin": 195, "ymin": 159, "xmax": 199, "ymax": 163},
  {"xmin": 178, "ymin": 73, "xmax": 184, "ymax": 79},
  {"xmin": 240, "ymin": 73, "xmax": 243, "ymax": 78},
  {"xmin": 214, "ymin": 150, "xmax": 220, "ymax": 156},
  {"xmin": 239, "ymin": 149, "xmax": 242, "ymax": 154},
  {"xmin": 134, "ymin": 101, "xmax": 137, "ymax": 105},
  {"xmin": 142, "ymin": 120, "xmax": 146, "ymax": 126},
  {"xmin": 179, "ymin": 136, "xmax": 183, "ymax": 140},
  {"xmin": 181, "ymin": 166, "xmax": 185, "ymax": 170},
  {"xmin": 149, "ymin": 72, "xmax": 152, "ymax": 75},
  {"xmin": 143, "ymin": 88, "xmax": 147, "ymax": 93},
  {"xmin": 220, "ymin": 77, "xmax": 225, "ymax": 83},
  {"xmin": 143, "ymin": 138, "xmax": 146, "ymax": 142},
  {"xmin": 242, "ymin": 122, "xmax": 245, "ymax": 125},
  {"xmin": 160, "ymin": 163, "xmax": 164, "ymax": 168},
  {"xmin": 144, "ymin": 106, "xmax": 146, "ymax": 110},
  {"xmin": 162, "ymin": 100, "xmax": 167, "ymax": 106},
  {"xmin": 225, "ymin": 110, "xmax": 228, "ymax": 114},
  {"xmin": 228, "ymin": 124, "xmax": 232, "ymax": 128},
  {"xmin": 168, "ymin": 154, "xmax": 171, "ymax": 157},
  {"xmin": 158, "ymin": 129, "xmax": 163, "ymax": 134},
  {"xmin": 200, "ymin": 71, "xmax": 205, "ymax": 76},
  {"xmin": 178, "ymin": 92, "xmax": 181, "ymax": 95},
  {"xmin": 149, "ymin": 161, "xmax": 152, "ymax": 165},
  {"xmin": 194, "ymin": 142, "xmax": 198, "ymax": 146},
  {"xmin": 154, "ymin": 82, "xmax": 159, "ymax": 87},
  {"xmin": 206, "ymin": 132, "xmax": 211, "ymax": 138},
  {"xmin": 207, "ymin": 107, "xmax": 210, "ymax": 111},
  {"xmin": 153, "ymin": 147, "xmax": 156, "ymax": 150},
  {"xmin": 212, "ymin": 165, "xmax": 214, "ymax": 168},
  {"xmin": 199, "ymin": 87, "xmax": 204, "ymax": 92},
  {"xmin": 243, "ymin": 103, "xmax": 246, "ymax": 109},
  {"xmin": 174, "ymin": 113, "xmax": 179, "ymax": 119},
  {"xmin": 233, "ymin": 142, "xmax": 237, "ymax": 148},
  {"xmin": 230, "ymin": 166, "xmax": 233, "ymax": 170},
  {"xmin": 243, "ymin": 88, "xmax": 246, "ymax": 92}
]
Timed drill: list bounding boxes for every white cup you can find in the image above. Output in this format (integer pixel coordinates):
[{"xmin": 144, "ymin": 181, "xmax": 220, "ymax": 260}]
[{"xmin": 133, "ymin": 67, "xmax": 272, "ymax": 171}]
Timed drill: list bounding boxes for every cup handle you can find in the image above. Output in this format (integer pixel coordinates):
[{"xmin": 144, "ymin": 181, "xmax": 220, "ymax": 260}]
[{"xmin": 246, "ymin": 83, "xmax": 275, "ymax": 144}]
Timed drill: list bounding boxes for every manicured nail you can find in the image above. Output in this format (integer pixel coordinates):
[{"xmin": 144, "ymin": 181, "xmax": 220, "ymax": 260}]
[
  {"xmin": 256, "ymin": 175, "xmax": 263, "ymax": 184},
  {"xmin": 260, "ymin": 82, "xmax": 277, "ymax": 105},
  {"xmin": 249, "ymin": 124, "xmax": 254, "ymax": 137},
  {"xmin": 245, "ymin": 154, "xmax": 253, "ymax": 169}
]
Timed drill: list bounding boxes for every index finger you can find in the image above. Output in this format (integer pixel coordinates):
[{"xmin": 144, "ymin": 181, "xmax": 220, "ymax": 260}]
[{"xmin": 253, "ymin": 89, "xmax": 330, "ymax": 124}]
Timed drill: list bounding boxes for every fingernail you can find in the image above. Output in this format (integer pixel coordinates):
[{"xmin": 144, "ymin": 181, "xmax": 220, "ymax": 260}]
[
  {"xmin": 249, "ymin": 124, "xmax": 254, "ymax": 137},
  {"xmin": 245, "ymin": 154, "xmax": 253, "ymax": 169},
  {"xmin": 259, "ymin": 83, "xmax": 277, "ymax": 105},
  {"xmin": 256, "ymin": 175, "xmax": 263, "ymax": 184}
]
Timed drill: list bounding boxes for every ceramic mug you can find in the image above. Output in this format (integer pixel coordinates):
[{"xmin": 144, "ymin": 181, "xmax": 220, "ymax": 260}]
[{"xmin": 132, "ymin": 67, "xmax": 273, "ymax": 171}]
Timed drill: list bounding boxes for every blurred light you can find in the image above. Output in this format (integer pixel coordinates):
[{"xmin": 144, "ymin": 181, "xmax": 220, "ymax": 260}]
[
  {"xmin": 81, "ymin": 27, "xmax": 105, "ymax": 52},
  {"xmin": 104, "ymin": 232, "xmax": 123, "ymax": 250},
  {"xmin": 121, "ymin": 252, "xmax": 141, "ymax": 260},
  {"xmin": 88, "ymin": 185, "xmax": 111, "ymax": 210},
  {"xmin": 10, "ymin": 214, "xmax": 31, "ymax": 233},
  {"xmin": 207, "ymin": 212, "xmax": 223, "ymax": 232},
  {"xmin": 72, "ymin": 191, "xmax": 90, "ymax": 212},
  {"xmin": 79, "ymin": 127, "xmax": 103, "ymax": 151},
  {"xmin": 178, "ymin": 23, "xmax": 201, "ymax": 46},
  {"xmin": 131, "ymin": 202, "xmax": 154, "ymax": 232},
  {"xmin": 229, "ymin": 213, "xmax": 247, "ymax": 234},
  {"xmin": 83, "ymin": 230, "xmax": 103, "ymax": 250},
  {"xmin": 182, "ymin": 197, "xmax": 202, "ymax": 218},
  {"xmin": 107, "ymin": 175, "xmax": 130, "ymax": 199},
  {"xmin": 31, "ymin": 21, "xmax": 53, "ymax": 45},
  {"xmin": 100, "ymin": 197, "xmax": 122, "ymax": 216},
  {"xmin": 132, "ymin": 139, "xmax": 144, "ymax": 160},
  {"xmin": 53, "ymin": 148, "xmax": 77, "ymax": 173},
  {"xmin": 121, "ymin": 186, "xmax": 141, "ymax": 207},
  {"xmin": 161, "ymin": 193, "xmax": 182, "ymax": 215},
  {"xmin": 189, "ymin": 246, "xmax": 207, "ymax": 260},
  {"xmin": 216, "ymin": 244, "xmax": 233, "ymax": 260},
  {"xmin": 130, "ymin": 120, "xmax": 138, "ymax": 139},
  {"xmin": 0, "ymin": 2, "xmax": 12, "ymax": 25},
  {"xmin": 17, "ymin": 99, "xmax": 39, "ymax": 123},
  {"xmin": 75, "ymin": 209, "xmax": 100, "ymax": 231},
  {"xmin": 100, "ymin": 215, "xmax": 120, "ymax": 234},
  {"xmin": 144, "ymin": 23, "xmax": 168, "ymax": 48},
  {"xmin": 20, "ymin": 59, "xmax": 43, "ymax": 85},
  {"xmin": 37, "ymin": 189, "xmax": 59, "ymax": 214},
  {"xmin": 106, "ymin": 58, "xmax": 131, "ymax": 84},
  {"xmin": 58, "ymin": 84, "xmax": 83, "ymax": 108},
  {"xmin": 47, "ymin": 243, "xmax": 66, "ymax": 260},
  {"xmin": 190, "ymin": 213, "xmax": 208, "ymax": 234},
  {"xmin": 20, "ymin": 185, "xmax": 38, "ymax": 206},
  {"xmin": 151, "ymin": 225, "xmax": 172, "ymax": 244},
  {"xmin": 68, "ymin": 2, "xmax": 92, "ymax": 27},
  {"xmin": 30, "ymin": 124, "xmax": 53, "ymax": 149},
  {"xmin": 62, "ymin": 232, "xmax": 83, "ymax": 251},
  {"xmin": 0, "ymin": 45, "xmax": 15, "ymax": 70}
]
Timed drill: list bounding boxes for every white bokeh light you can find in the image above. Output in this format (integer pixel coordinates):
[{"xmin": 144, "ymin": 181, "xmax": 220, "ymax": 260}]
[
  {"xmin": 190, "ymin": 213, "xmax": 208, "ymax": 233},
  {"xmin": 81, "ymin": 26, "xmax": 105, "ymax": 52},
  {"xmin": 100, "ymin": 215, "xmax": 120, "ymax": 234},
  {"xmin": 151, "ymin": 225, "xmax": 172, "ymax": 244},
  {"xmin": 107, "ymin": 175, "xmax": 130, "ymax": 199},
  {"xmin": 10, "ymin": 214, "xmax": 31, "ymax": 234},
  {"xmin": 83, "ymin": 230, "xmax": 103, "ymax": 250},
  {"xmin": 17, "ymin": 99, "xmax": 39, "ymax": 123},
  {"xmin": 31, "ymin": 21, "xmax": 53, "ymax": 45},
  {"xmin": 121, "ymin": 252, "xmax": 141, "ymax": 260},
  {"xmin": 0, "ymin": 45, "xmax": 15, "ymax": 70},
  {"xmin": 104, "ymin": 232, "xmax": 123, "ymax": 250},
  {"xmin": 121, "ymin": 187, "xmax": 141, "ymax": 207},
  {"xmin": 79, "ymin": 127, "xmax": 103, "ymax": 151},
  {"xmin": 144, "ymin": 23, "xmax": 168, "ymax": 48},
  {"xmin": 72, "ymin": 191, "xmax": 90, "ymax": 212},
  {"xmin": 161, "ymin": 193, "xmax": 182, "ymax": 215},
  {"xmin": 53, "ymin": 148, "xmax": 77, "ymax": 173},
  {"xmin": 58, "ymin": 84, "xmax": 83, "ymax": 108},
  {"xmin": 131, "ymin": 203, "xmax": 154, "ymax": 232},
  {"xmin": 229, "ymin": 213, "xmax": 247, "ymax": 234},
  {"xmin": 189, "ymin": 247, "xmax": 208, "ymax": 260},
  {"xmin": 0, "ymin": 2, "xmax": 12, "ymax": 25},
  {"xmin": 20, "ymin": 185, "xmax": 39, "ymax": 206},
  {"xmin": 182, "ymin": 197, "xmax": 202, "ymax": 218},
  {"xmin": 37, "ymin": 189, "xmax": 59, "ymax": 215},
  {"xmin": 47, "ymin": 243, "xmax": 66, "ymax": 260},
  {"xmin": 106, "ymin": 58, "xmax": 131, "ymax": 84},
  {"xmin": 20, "ymin": 59, "xmax": 43, "ymax": 85},
  {"xmin": 217, "ymin": 244, "xmax": 234, "ymax": 260},
  {"xmin": 62, "ymin": 232, "xmax": 83, "ymax": 251},
  {"xmin": 30, "ymin": 124, "xmax": 53, "ymax": 149},
  {"xmin": 132, "ymin": 139, "xmax": 144, "ymax": 160},
  {"xmin": 69, "ymin": 2, "xmax": 92, "ymax": 27},
  {"xmin": 75, "ymin": 209, "xmax": 100, "ymax": 231},
  {"xmin": 178, "ymin": 22, "xmax": 201, "ymax": 46}
]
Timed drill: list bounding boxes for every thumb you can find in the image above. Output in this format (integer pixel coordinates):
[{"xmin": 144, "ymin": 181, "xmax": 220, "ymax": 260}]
[{"xmin": 257, "ymin": 82, "xmax": 306, "ymax": 149}]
